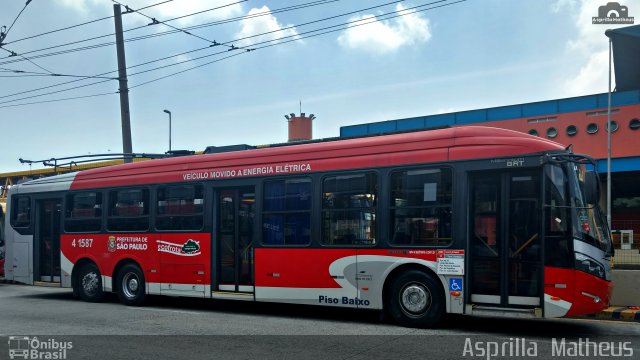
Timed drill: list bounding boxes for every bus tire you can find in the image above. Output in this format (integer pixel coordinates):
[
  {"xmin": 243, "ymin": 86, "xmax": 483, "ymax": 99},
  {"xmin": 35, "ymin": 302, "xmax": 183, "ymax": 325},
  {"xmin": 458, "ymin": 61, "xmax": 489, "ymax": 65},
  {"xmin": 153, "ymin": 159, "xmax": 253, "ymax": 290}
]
[
  {"xmin": 77, "ymin": 262, "xmax": 104, "ymax": 302},
  {"xmin": 116, "ymin": 264, "xmax": 146, "ymax": 306},
  {"xmin": 387, "ymin": 270, "xmax": 444, "ymax": 328}
]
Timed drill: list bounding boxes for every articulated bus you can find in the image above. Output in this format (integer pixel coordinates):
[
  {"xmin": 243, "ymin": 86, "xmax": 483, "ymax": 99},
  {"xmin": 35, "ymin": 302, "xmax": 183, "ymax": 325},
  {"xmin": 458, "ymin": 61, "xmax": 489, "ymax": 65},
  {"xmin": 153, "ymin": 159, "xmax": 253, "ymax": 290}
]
[{"xmin": 3, "ymin": 126, "xmax": 613, "ymax": 327}]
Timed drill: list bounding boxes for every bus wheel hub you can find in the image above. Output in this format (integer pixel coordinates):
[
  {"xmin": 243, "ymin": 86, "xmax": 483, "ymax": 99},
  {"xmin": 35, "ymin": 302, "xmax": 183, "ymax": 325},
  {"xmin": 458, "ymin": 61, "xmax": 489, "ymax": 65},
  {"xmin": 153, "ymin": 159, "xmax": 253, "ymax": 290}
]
[
  {"xmin": 401, "ymin": 285, "xmax": 429, "ymax": 313},
  {"xmin": 128, "ymin": 278, "xmax": 138, "ymax": 292}
]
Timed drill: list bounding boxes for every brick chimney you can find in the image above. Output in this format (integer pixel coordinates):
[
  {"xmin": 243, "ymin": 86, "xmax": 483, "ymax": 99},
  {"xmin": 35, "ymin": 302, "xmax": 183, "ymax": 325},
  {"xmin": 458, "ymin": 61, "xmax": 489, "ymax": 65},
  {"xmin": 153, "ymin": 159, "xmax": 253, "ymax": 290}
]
[{"xmin": 285, "ymin": 112, "xmax": 315, "ymax": 142}]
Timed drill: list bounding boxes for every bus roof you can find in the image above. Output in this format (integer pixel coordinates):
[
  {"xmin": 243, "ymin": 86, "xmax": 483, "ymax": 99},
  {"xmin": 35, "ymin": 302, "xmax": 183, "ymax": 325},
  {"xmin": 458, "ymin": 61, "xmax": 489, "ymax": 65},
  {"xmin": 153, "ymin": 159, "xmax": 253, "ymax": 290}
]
[{"xmin": 16, "ymin": 126, "xmax": 565, "ymax": 192}]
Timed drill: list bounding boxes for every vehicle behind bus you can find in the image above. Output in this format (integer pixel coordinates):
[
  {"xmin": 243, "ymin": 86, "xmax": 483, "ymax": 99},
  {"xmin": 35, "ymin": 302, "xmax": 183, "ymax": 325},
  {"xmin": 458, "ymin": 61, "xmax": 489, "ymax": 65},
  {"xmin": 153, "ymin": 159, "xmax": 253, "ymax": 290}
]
[{"xmin": 2, "ymin": 127, "xmax": 613, "ymax": 327}]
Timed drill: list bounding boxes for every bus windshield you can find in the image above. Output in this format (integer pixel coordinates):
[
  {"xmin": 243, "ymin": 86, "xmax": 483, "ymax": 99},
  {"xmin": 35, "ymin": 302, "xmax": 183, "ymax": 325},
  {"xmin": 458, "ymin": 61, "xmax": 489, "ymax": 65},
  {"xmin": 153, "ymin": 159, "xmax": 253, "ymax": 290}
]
[{"xmin": 568, "ymin": 162, "xmax": 612, "ymax": 254}]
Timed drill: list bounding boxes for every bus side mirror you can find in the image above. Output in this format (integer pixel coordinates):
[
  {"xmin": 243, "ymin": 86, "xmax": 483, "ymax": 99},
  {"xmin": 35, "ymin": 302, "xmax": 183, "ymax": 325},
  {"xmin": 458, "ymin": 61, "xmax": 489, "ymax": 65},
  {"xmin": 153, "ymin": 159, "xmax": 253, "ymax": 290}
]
[{"xmin": 584, "ymin": 171, "xmax": 599, "ymax": 205}]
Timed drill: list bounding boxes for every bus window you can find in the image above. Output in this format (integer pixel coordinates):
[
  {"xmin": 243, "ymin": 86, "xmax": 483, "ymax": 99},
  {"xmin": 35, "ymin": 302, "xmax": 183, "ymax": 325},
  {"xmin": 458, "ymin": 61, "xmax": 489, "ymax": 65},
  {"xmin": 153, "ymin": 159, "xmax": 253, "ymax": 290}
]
[
  {"xmin": 544, "ymin": 165, "xmax": 573, "ymax": 268},
  {"xmin": 65, "ymin": 192, "xmax": 102, "ymax": 232},
  {"xmin": 11, "ymin": 196, "xmax": 31, "ymax": 228},
  {"xmin": 389, "ymin": 168, "xmax": 452, "ymax": 246},
  {"xmin": 322, "ymin": 173, "xmax": 376, "ymax": 246},
  {"xmin": 156, "ymin": 185, "xmax": 204, "ymax": 231},
  {"xmin": 262, "ymin": 178, "xmax": 311, "ymax": 245},
  {"xmin": 107, "ymin": 188, "xmax": 149, "ymax": 232}
]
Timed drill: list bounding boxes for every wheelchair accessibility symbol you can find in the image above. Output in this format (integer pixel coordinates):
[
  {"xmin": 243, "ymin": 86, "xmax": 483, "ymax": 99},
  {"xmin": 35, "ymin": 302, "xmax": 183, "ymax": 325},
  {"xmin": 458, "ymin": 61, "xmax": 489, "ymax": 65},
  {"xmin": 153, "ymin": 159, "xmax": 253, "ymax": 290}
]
[{"xmin": 449, "ymin": 278, "xmax": 462, "ymax": 292}]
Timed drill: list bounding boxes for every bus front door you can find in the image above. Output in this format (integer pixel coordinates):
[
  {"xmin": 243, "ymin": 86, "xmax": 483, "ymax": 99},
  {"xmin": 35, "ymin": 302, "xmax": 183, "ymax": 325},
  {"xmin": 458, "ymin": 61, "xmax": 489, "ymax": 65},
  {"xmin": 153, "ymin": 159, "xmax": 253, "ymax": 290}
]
[
  {"xmin": 34, "ymin": 199, "xmax": 62, "ymax": 283},
  {"xmin": 469, "ymin": 171, "xmax": 542, "ymax": 310},
  {"xmin": 215, "ymin": 187, "xmax": 255, "ymax": 296}
]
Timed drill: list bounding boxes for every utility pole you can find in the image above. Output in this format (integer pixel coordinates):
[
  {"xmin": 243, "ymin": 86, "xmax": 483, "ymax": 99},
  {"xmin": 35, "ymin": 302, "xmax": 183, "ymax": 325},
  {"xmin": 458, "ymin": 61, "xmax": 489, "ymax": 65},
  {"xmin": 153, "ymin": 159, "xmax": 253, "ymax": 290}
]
[{"xmin": 113, "ymin": 4, "xmax": 133, "ymax": 163}]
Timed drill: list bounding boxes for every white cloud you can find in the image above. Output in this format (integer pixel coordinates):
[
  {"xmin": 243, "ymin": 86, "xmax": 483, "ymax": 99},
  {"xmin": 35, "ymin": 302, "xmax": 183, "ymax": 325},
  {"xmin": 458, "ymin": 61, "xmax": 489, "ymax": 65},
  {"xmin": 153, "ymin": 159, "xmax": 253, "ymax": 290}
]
[
  {"xmin": 566, "ymin": 49, "xmax": 610, "ymax": 95},
  {"xmin": 55, "ymin": 0, "xmax": 102, "ymax": 14},
  {"xmin": 553, "ymin": 0, "xmax": 627, "ymax": 96},
  {"xmin": 234, "ymin": 6, "xmax": 300, "ymax": 47},
  {"xmin": 434, "ymin": 107, "xmax": 458, "ymax": 115},
  {"xmin": 550, "ymin": 0, "xmax": 577, "ymax": 14},
  {"xmin": 138, "ymin": 0, "xmax": 243, "ymax": 27},
  {"xmin": 174, "ymin": 54, "xmax": 192, "ymax": 65},
  {"xmin": 337, "ymin": 4, "xmax": 431, "ymax": 54}
]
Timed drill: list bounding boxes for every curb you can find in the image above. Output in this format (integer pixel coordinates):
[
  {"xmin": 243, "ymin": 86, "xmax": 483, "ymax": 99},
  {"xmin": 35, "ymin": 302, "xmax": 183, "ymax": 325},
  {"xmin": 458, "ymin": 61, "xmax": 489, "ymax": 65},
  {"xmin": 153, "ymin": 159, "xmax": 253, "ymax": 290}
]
[{"xmin": 579, "ymin": 306, "xmax": 640, "ymax": 322}]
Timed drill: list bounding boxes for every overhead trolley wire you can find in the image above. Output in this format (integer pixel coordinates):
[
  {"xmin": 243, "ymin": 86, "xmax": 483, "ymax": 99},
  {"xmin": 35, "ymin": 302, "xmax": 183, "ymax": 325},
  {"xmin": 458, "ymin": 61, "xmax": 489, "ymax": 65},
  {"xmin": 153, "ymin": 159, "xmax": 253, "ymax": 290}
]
[
  {"xmin": 0, "ymin": 0, "xmax": 56, "ymax": 75},
  {"xmin": 0, "ymin": 92, "xmax": 116, "ymax": 109},
  {"xmin": 0, "ymin": 0, "xmax": 467, "ymax": 108},
  {"xmin": 0, "ymin": 0, "xmax": 344, "ymax": 100},
  {"xmin": 110, "ymin": 0, "xmax": 248, "ymax": 50},
  {"xmin": 0, "ymin": 69, "xmax": 118, "ymax": 79},
  {"xmin": 0, "ymin": 0, "xmax": 396, "ymax": 102},
  {"xmin": 129, "ymin": 0, "xmax": 461, "ymax": 83},
  {"xmin": 3, "ymin": 15, "xmax": 114, "ymax": 46},
  {"xmin": 0, "ymin": 46, "xmax": 53, "ymax": 74},
  {"xmin": 0, "ymin": 0, "xmax": 33, "ymax": 44},
  {"xmin": 128, "ymin": 0, "xmax": 467, "ymax": 90},
  {"xmin": 2, "ymin": 0, "xmax": 176, "ymax": 46},
  {"xmin": 0, "ymin": 0, "xmax": 338, "ymax": 65}
]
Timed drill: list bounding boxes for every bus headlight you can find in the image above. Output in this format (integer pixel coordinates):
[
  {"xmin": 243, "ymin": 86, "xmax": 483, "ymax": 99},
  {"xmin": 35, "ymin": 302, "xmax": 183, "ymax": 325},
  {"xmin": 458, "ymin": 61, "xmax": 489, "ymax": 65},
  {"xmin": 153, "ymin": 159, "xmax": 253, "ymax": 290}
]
[{"xmin": 575, "ymin": 252, "xmax": 605, "ymax": 279}]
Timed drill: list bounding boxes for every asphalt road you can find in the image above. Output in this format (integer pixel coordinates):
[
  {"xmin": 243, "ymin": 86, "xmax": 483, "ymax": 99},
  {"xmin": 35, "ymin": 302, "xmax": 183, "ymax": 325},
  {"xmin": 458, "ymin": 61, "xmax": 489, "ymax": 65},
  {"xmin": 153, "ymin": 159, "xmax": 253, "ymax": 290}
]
[{"xmin": 1, "ymin": 283, "xmax": 639, "ymax": 360}]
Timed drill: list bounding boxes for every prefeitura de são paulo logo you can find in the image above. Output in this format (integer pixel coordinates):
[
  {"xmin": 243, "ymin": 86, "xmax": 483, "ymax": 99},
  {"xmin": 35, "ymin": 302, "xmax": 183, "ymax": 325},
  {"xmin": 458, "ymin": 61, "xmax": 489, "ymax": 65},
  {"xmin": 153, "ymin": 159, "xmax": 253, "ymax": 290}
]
[
  {"xmin": 8, "ymin": 336, "xmax": 73, "ymax": 360},
  {"xmin": 108, "ymin": 236, "xmax": 116, "ymax": 253}
]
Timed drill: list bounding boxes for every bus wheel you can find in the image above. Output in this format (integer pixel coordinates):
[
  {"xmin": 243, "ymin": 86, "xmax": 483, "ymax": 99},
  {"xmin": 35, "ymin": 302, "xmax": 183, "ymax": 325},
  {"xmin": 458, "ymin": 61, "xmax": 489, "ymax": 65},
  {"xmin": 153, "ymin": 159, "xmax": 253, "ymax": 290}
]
[
  {"xmin": 116, "ymin": 264, "xmax": 146, "ymax": 306},
  {"xmin": 78, "ymin": 263, "xmax": 104, "ymax": 302},
  {"xmin": 387, "ymin": 270, "xmax": 444, "ymax": 328}
]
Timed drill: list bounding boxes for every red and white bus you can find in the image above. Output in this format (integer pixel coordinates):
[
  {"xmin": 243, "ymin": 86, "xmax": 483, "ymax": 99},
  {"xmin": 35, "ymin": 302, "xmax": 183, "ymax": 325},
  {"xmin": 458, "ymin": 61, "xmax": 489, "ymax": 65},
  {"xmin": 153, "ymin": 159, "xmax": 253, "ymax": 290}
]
[{"xmin": 3, "ymin": 126, "xmax": 613, "ymax": 327}]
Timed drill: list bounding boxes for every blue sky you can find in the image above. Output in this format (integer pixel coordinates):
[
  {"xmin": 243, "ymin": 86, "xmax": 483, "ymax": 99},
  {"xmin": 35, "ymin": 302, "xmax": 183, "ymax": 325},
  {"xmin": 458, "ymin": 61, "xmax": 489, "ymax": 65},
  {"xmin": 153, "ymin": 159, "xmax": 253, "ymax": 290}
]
[{"xmin": 0, "ymin": 0, "xmax": 631, "ymax": 173}]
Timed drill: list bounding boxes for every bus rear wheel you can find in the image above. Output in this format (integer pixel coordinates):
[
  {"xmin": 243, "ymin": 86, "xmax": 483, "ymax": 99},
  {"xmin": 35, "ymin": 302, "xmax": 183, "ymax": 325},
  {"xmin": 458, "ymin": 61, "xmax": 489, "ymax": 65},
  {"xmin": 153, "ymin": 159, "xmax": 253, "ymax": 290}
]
[
  {"xmin": 116, "ymin": 264, "xmax": 146, "ymax": 306},
  {"xmin": 77, "ymin": 263, "xmax": 104, "ymax": 302},
  {"xmin": 387, "ymin": 270, "xmax": 444, "ymax": 328}
]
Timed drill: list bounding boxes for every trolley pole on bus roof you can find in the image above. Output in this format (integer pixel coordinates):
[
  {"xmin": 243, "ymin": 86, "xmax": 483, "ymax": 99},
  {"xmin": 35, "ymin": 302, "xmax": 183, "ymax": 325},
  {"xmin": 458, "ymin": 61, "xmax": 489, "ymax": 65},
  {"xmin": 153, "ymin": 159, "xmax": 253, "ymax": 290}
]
[{"xmin": 113, "ymin": 4, "xmax": 133, "ymax": 163}]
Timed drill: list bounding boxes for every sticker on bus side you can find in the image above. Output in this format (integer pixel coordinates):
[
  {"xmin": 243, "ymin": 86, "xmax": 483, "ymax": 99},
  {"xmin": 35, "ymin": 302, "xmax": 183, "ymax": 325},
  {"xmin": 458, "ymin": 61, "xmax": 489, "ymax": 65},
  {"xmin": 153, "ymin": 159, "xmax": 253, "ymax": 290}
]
[
  {"xmin": 449, "ymin": 278, "xmax": 463, "ymax": 292},
  {"xmin": 436, "ymin": 250, "xmax": 464, "ymax": 275}
]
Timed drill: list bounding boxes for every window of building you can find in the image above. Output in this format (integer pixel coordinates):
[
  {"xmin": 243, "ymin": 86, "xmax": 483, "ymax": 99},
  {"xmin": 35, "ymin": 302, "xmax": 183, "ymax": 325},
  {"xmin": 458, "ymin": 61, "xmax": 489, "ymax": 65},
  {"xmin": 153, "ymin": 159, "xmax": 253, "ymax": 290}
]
[
  {"xmin": 587, "ymin": 123, "xmax": 599, "ymax": 134},
  {"xmin": 527, "ymin": 116, "xmax": 557, "ymax": 124},
  {"xmin": 528, "ymin": 129, "xmax": 539, "ymax": 136},
  {"xmin": 586, "ymin": 109, "xmax": 619, "ymax": 117},
  {"xmin": 546, "ymin": 127, "xmax": 558, "ymax": 138},
  {"xmin": 566, "ymin": 125, "xmax": 577, "ymax": 137},
  {"xmin": 262, "ymin": 178, "xmax": 311, "ymax": 245},
  {"xmin": 107, "ymin": 188, "xmax": 149, "ymax": 232},
  {"xmin": 606, "ymin": 120, "xmax": 619, "ymax": 133},
  {"xmin": 322, "ymin": 173, "xmax": 376, "ymax": 246},
  {"xmin": 11, "ymin": 196, "xmax": 31, "ymax": 228},
  {"xmin": 65, "ymin": 192, "xmax": 102, "ymax": 232},
  {"xmin": 630, "ymin": 118, "xmax": 640, "ymax": 130},
  {"xmin": 156, "ymin": 185, "xmax": 204, "ymax": 231},
  {"xmin": 389, "ymin": 168, "xmax": 452, "ymax": 246}
]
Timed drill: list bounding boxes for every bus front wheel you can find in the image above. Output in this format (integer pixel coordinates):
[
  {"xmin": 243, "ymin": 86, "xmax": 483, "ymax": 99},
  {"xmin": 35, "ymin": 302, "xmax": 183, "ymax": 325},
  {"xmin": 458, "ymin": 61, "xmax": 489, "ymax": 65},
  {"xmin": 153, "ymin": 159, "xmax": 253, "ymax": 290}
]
[
  {"xmin": 116, "ymin": 264, "xmax": 146, "ymax": 306},
  {"xmin": 387, "ymin": 270, "xmax": 444, "ymax": 328},
  {"xmin": 77, "ymin": 262, "xmax": 104, "ymax": 302}
]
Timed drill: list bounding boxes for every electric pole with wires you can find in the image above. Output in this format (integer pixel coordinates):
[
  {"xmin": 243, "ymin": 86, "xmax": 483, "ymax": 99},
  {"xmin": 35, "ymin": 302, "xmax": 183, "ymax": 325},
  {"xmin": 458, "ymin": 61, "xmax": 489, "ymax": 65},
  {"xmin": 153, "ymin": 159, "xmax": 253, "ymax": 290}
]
[{"xmin": 113, "ymin": 4, "xmax": 133, "ymax": 163}]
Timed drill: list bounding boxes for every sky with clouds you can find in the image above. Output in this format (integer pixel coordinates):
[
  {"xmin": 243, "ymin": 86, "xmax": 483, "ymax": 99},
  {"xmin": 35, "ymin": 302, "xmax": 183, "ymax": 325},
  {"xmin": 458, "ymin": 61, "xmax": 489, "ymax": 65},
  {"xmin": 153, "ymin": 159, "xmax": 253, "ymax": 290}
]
[{"xmin": 0, "ymin": 0, "xmax": 633, "ymax": 172}]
